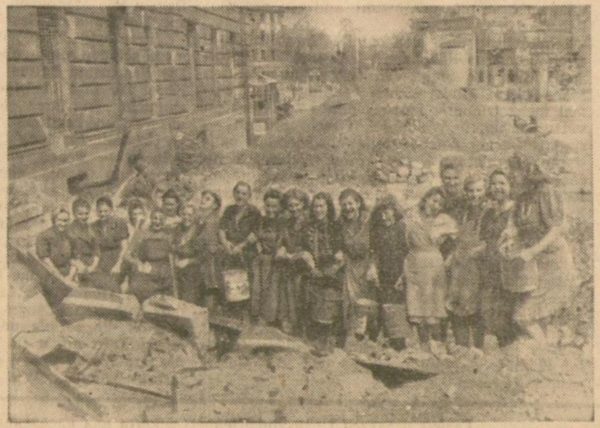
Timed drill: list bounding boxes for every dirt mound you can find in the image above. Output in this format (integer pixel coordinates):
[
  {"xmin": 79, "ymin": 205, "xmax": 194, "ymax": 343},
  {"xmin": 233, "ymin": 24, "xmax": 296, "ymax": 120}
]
[{"xmin": 246, "ymin": 69, "xmax": 560, "ymax": 187}]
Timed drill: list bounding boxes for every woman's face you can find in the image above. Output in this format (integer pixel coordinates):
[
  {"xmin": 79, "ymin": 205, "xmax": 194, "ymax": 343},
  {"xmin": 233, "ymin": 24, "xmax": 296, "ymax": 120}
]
[
  {"xmin": 74, "ymin": 206, "xmax": 90, "ymax": 223},
  {"xmin": 423, "ymin": 194, "xmax": 442, "ymax": 217},
  {"xmin": 312, "ymin": 198, "xmax": 328, "ymax": 221},
  {"xmin": 441, "ymin": 167, "xmax": 461, "ymax": 196},
  {"xmin": 264, "ymin": 197, "xmax": 281, "ymax": 219},
  {"xmin": 381, "ymin": 208, "xmax": 396, "ymax": 227},
  {"xmin": 199, "ymin": 193, "xmax": 217, "ymax": 211},
  {"xmin": 489, "ymin": 174, "xmax": 511, "ymax": 202},
  {"xmin": 130, "ymin": 207, "xmax": 145, "ymax": 226},
  {"xmin": 97, "ymin": 203, "xmax": 112, "ymax": 221},
  {"xmin": 163, "ymin": 197, "xmax": 179, "ymax": 216},
  {"xmin": 181, "ymin": 206, "xmax": 196, "ymax": 226},
  {"xmin": 233, "ymin": 185, "xmax": 251, "ymax": 206},
  {"xmin": 287, "ymin": 197, "xmax": 304, "ymax": 219},
  {"xmin": 466, "ymin": 180, "xmax": 486, "ymax": 205},
  {"xmin": 55, "ymin": 212, "xmax": 70, "ymax": 232},
  {"xmin": 150, "ymin": 211, "xmax": 164, "ymax": 229},
  {"xmin": 341, "ymin": 196, "xmax": 360, "ymax": 220}
]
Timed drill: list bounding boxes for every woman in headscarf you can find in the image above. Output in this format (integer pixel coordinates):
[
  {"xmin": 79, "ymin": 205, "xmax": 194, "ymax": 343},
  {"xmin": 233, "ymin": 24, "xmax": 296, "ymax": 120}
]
[
  {"xmin": 128, "ymin": 209, "xmax": 173, "ymax": 302},
  {"xmin": 36, "ymin": 207, "xmax": 77, "ymax": 286},
  {"xmin": 369, "ymin": 195, "xmax": 410, "ymax": 350},
  {"xmin": 278, "ymin": 187, "xmax": 311, "ymax": 335},
  {"xmin": 197, "ymin": 190, "xmax": 223, "ymax": 311},
  {"xmin": 172, "ymin": 203, "xmax": 203, "ymax": 305},
  {"xmin": 508, "ymin": 154, "xmax": 576, "ymax": 344},
  {"xmin": 446, "ymin": 173, "xmax": 488, "ymax": 351},
  {"xmin": 303, "ymin": 192, "xmax": 343, "ymax": 356},
  {"xmin": 479, "ymin": 169, "xmax": 517, "ymax": 347},
  {"xmin": 337, "ymin": 188, "xmax": 379, "ymax": 342},
  {"xmin": 404, "ymin": 187, "xmax": 457, "ymax": 357},
  {"xmin": 251, "ymin": 189, "xmax": 285, "ymax": 325}
]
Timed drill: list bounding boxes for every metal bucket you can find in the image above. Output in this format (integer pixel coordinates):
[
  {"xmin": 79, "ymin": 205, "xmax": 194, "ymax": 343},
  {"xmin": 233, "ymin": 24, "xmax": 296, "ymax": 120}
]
[
  {"xmin": 222, "ymin": 269, "xmax": 250, "ymax": 302},
  {"xmin": 382, "ymin": 303, "xmax": 410, "ymax": 339},
  {"xmin": 310, "ymin": 287, "xmax": 341, "ymax": 325}
]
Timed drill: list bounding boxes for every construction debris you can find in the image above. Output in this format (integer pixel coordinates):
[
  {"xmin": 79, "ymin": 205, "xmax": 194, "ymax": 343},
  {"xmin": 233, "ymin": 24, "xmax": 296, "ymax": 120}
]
[{"xmin": 58, "ymin": 288, "xmax": 140, "ymax": 324}]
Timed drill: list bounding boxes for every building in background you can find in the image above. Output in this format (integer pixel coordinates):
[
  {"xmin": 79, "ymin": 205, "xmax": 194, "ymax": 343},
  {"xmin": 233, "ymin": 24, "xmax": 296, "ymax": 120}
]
[{"xmin": 8, "ymin": 6, "xmax": 249, "ymax": 188}]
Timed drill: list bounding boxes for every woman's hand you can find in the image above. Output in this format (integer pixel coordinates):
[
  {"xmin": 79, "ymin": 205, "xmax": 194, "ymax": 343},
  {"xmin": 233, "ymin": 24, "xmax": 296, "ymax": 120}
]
[
  {"xmin": 334, "ymin": 251, "xmax": 344, "ymax": 264},
  {"xmin": 275, "ymin": 246, "xmax": 288, "ymax": 260},
  {"xmin": 110, "ymin": 263, "xmax": 122, "ymax": 274},
  {"xmin": 393, "ymin": 274, "xmax": 405, "ymax": 291}
]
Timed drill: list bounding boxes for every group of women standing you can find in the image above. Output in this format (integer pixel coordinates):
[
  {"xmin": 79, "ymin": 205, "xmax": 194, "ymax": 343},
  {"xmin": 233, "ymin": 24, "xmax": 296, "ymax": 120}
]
[{"xmin": 36, "ymin": 152, "xmax": 576, "ymax": 358}]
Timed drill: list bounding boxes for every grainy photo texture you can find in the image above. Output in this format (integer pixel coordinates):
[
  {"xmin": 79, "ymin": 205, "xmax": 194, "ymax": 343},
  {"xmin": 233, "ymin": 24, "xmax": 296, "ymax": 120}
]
[{"xmin": 6, "ymin": 4, "xmax": 593, "ymax": 423}]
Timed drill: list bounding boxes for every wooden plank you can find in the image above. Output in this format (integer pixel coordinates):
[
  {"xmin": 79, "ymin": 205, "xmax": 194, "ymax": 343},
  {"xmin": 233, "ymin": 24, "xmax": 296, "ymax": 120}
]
[
  {"xmin": 125, "ymin": 25, "xmax": 147, "ymax": 46},
  {"xmin": 127, "ymin": 101, "xmax": 153, "ymax": 121},
  {"xmin": 8, "ymin": 88, "xmax": 48, "ymax": 117},
  {"xmin": 67, "ymin": 7, "xmax": 108, "ymax": 19},
  {"xmin": 68, "ymin": 39, "xmax": 112, "ymax": 63},
  {"xmin": 8, "ymin": 31, "xmax": 42, "ymax": 60},
  {"xmin": 71, "ymin": 84, "xmax": 115, "ymax": 109},
  {"xmin": 7, "ymin": 61, "xmax": 45, "ymax": 88},
  {"xmin": 70, "ymin": 106, "xmax": 118, "ymax": 133},
  {"xmin": 126, "ymin": 65, "xmax": 151, "ymax": 83},
  {"xmin": 155, "ymin": 29, "xmax": 188, "ymax": 49},
  {"xmin": 8, "ymin": 116, "xmax": 47, "ymax": 147},
  {"xmin": 7, "ymin": 7, "xmax": 39, "ymax": 32},
  {"xmin": 70, "ymin": 63, "xmax": 115, "ymax": 86},
  {"xmin": 66, "ymin": 14, "xmax": 110, "ymax": 41},
  {"xmin": 128, "ymin": 82, "xmax": 151, "ymax": 102},
  {"xmin": 155, "ymin": 65, "xmax": 189, "ymax": 82}
]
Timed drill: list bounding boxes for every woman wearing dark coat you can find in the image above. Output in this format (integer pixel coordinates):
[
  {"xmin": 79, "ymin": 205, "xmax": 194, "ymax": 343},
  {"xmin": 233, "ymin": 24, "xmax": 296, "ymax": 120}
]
[
  {"xmin": 303, "ymin": 192, "xmax": 344, "ymax": 356},
  {"xmin": 172, "ymin": 203, "xmax": 203, "ymax": 305},
  {"xmin": 196, "ymin": 190, "xmax": 223, "ymax": 311},
  {"xmin": 36, "ymin": 207, "xmax": 77, "ymax": 285},
  {"xmin": 370, "ymin": 195, "xmax": 410, "ymax": 350}
]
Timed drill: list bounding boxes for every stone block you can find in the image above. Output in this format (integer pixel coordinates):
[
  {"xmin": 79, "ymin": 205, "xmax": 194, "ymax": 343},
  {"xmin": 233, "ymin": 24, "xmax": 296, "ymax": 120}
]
[{"xmin": 58, "ymin": 287, "xmax": 140, "ymax": 324}]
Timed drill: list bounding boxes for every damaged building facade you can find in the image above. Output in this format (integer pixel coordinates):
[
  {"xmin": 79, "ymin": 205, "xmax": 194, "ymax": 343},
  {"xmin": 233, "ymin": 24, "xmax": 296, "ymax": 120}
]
[{"xmin": 7, "ymin": 6, "xmax": 281, "ymax": 192}]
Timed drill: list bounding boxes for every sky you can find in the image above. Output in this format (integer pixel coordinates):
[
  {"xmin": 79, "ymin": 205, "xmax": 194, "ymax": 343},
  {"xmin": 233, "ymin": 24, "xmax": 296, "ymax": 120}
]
[{"xmin": 284, "ymin": 7, "xmax": 415, "ymax": 41}]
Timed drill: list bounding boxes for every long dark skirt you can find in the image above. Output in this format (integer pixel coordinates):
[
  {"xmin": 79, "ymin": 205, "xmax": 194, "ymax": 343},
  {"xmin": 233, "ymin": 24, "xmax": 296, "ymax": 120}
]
[
  {"xmin": 176, "ymin": 263, "xmax": 203, "ymax": 306},
  {"xmin": 251, "ymin": 255, "xmax": 282, "ymax": 323}
]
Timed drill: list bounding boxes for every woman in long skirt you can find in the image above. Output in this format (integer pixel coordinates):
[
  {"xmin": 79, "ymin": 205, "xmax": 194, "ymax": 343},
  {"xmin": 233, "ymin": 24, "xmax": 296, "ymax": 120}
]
[
  {"xmin": 128, "ymin": 209, "xmax": 173, "ymax": 302},
  {"xmin": 172, "ymin": 203, "xmax": 202, "ymax": 305},
  {"xmin": 337, "ymin": 188, "xmax": 379, "ymax": 342},
  {"xmin": 91, "ymin": 196, "xmax": 129, "ymax": 292},
  {"xmin": 446, "ymin": 174, "xmax": 487, "ymax": 350},
  {"xmin": 479, "ymin": 169, "xmax": 518, "ymax": 347},
  {"xmin": 509, "ymin": 155, "xmax": 576, "ymax": 343},
  {"xmin": 279, "ymin": 188, "xmax": 311, "ymax": 335},
  {"xmin": 404, "ymin": 187, "xmax": 456, "ymax": 357},
  {"xmin": 251, "ymin": 189, "xmax": 285, "ymax": 324},
  {"xmin": 197, "ymin": 190, "xmax": 223, "ymax": 311},
  {"xmin": 369, "ymin": 195, "xmax": 410, "ymax": 350},
  {"xmin": 303, "ymin": 192, "xmax": 344, "ymax": 356}
]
